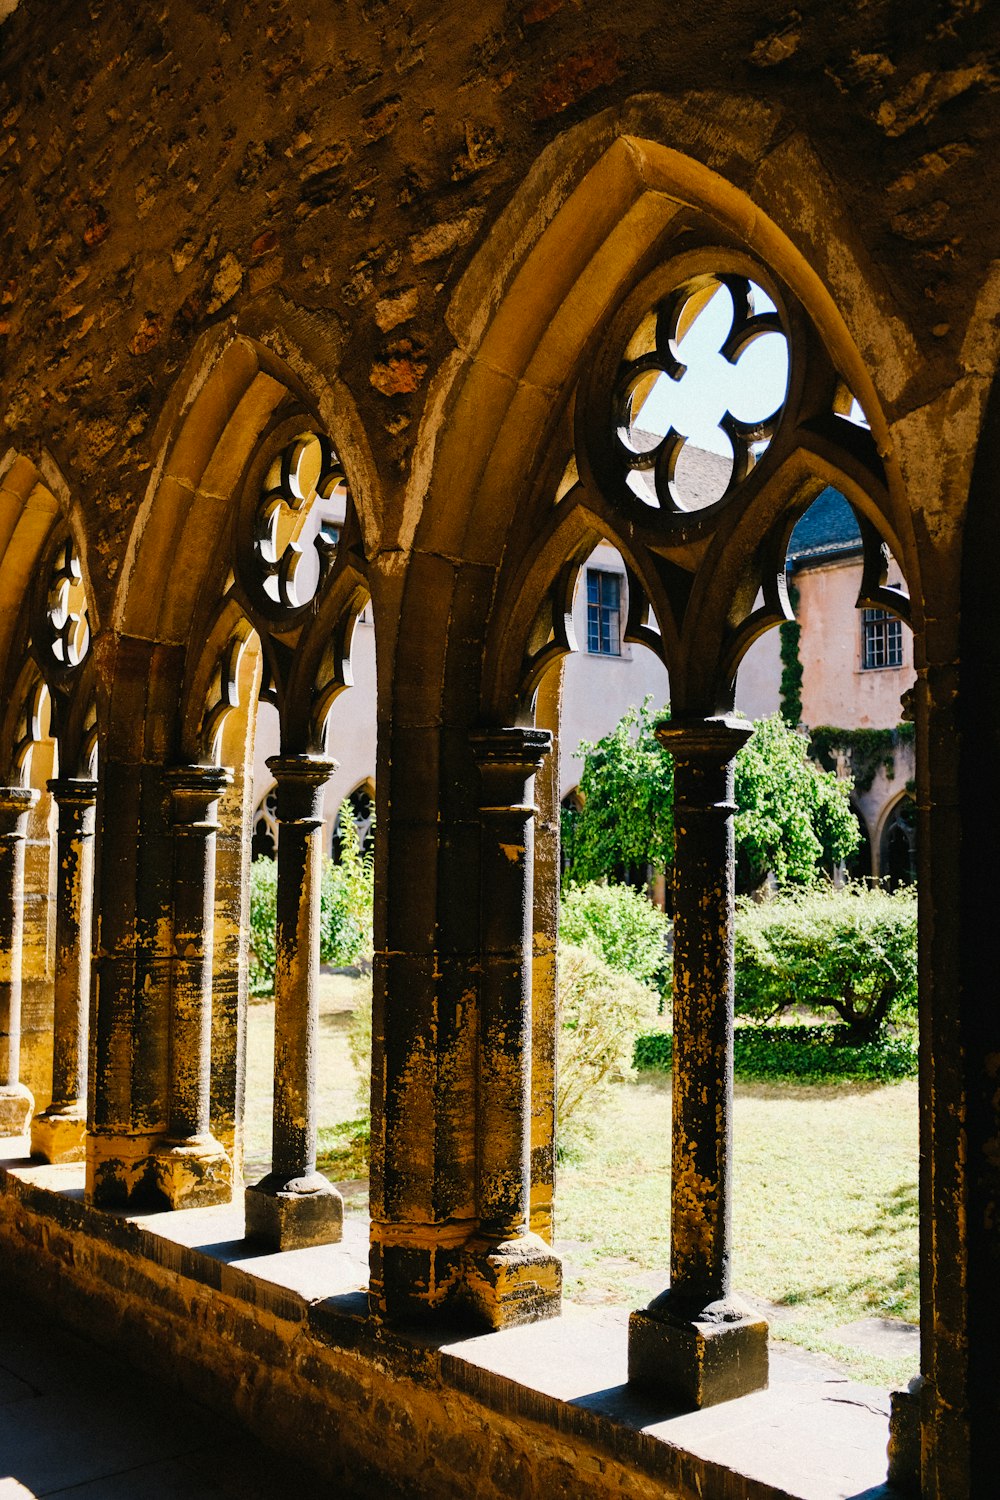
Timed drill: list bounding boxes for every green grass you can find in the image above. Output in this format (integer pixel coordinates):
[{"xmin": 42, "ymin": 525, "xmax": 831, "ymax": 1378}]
[
  {"xmin": 245, "ymin": 989, "xmax": 919, "ymax": 1388},
  {"xmin": 244, "ymin": 970, "xmax": 369, "ymax": 1209},
  {"xmin": 556, "ymin": 1074, "xmax": 919, "ymax": 1387}
]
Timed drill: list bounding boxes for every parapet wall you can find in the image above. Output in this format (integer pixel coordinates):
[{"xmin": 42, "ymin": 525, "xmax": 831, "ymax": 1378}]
[{"xmin": 0, "ymin": 1150, "xmax": 893, "ymax": 1500}]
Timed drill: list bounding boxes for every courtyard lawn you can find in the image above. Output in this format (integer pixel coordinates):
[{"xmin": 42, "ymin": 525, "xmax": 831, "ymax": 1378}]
[
  {"xmin": 244, "ymin": 993, "xmax": 918, "ymax": 1389},
  {"xmin": 244, "ymin": 970, "xmax": 370, "ymax": 1209},
  {"xmin": 555, "ymin": 1074, "xmax": 919, "ymax": 1389}
]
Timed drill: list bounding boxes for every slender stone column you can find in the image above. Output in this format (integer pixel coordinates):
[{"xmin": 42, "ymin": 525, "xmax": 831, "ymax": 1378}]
[
  {"xmin": 0, "ymin": 787, "xmax": 39, "ymax": 1137},
  {"xmin": 463, "ymin": 727, "xmax": 561, "ymax": 1328},
  {"xmin": 628, "ymin": 717, "xmax": 768, "ymax": 1408},
  {"xmin": 531, "ymin": 672, "xmax": 561, "ymax": 1243},
  {"xmin": 245, "ymin": 754, "xmax": 343, "ymax": 1249},
  {"xmin": 153, "ymin": 765, "xmax": 233, "ymax": 1208},
  {"xmin": 30, "ymin": 779, "xmax": 98, "ymax": 1163}
]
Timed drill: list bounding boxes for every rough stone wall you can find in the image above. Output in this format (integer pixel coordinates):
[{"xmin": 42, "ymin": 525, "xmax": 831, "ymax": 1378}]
[
  {"xmin": 0, "ymin": 1166, "xmax": 790, "ymax": 1500},
  {"xmin": 0, "ymin": 0, "xmax": 997, "ymax": 616}
]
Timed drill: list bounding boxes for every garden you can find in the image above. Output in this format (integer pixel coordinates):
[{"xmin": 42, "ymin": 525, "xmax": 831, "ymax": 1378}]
[{"xmin": 244, "ymin": 710, "xmax": 919, "ymax": 1390}]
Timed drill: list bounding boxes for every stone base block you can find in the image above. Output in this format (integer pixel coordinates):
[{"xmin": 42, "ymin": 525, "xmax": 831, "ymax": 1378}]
[
  {"xmin": 154, "ymin": 1136, "xmax": 233, "ymax": 1210},
  {"xmin": 628, "ymin": 1300, "xmax": 769, "ymax": 1409},
  {"xmin": 0, "ymin": 1083, "xmax": 33, "ymax": 1138},
  {"xmin": 86, "ymin": 1131, "xmax": 160, "ymax": 1208},
  {"xmin": 245, "ymin": 1172, "xmax": 343, "ymax": 1250},
  {"xmin": 887, "ymin": 1377, "xmax": 923, "ymax": 1495},
  {"xmin": 462, "ymin": 1231, "xmax": 562, "ymax": 1330},
  {"xmin": 31, "ymin": 1108, "xmax": 86, "ymax": 1164}
]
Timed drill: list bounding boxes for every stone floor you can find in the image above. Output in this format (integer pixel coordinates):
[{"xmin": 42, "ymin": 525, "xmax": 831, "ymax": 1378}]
[{"xmin": 0, "ymin": 1289, "xmax": 336, "ymax": 1500}]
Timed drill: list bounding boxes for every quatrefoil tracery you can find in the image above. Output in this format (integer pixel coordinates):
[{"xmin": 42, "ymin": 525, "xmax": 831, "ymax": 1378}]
[
  {"xmin": 254, "ymin": 433, "xmax": 347, "ymax": 613},
  {"xmin": 611, "ymin": 273, "xmax": 788, "ymax": 518}
]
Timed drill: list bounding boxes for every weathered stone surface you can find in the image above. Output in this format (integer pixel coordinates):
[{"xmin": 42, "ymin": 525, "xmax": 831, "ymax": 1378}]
[{"xmin": 628, "ymin": 1306, "xmax": 770, "ymax": 1410}]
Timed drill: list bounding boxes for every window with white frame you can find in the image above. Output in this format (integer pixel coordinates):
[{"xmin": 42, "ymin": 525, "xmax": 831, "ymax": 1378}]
[
  {"xmin": 586, "ymin": 569, "xmax": 622, "ymax": 656},
  {"xmin": 861, "ymin": 607, "xmax": 903, "ymax": 670}
]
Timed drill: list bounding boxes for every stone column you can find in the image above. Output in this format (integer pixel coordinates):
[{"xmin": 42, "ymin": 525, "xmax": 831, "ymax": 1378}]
[
  {"xmin": 153, "ymin": 765, "xmax": 233, "ymax": 1208},
  {"xmin": 530, "ymin": 671, "xmax": 561, "ymax": 1243},
  {"xmin": 0, "ymin": 787, "xmax": 39, "ymax": 1137},
  {"xmin": 245, "ymin": 754, "xmax": 343, "ymax": 1249},
  {"xmin": 30, "ymin": 778, "xmax": 98, "ymax": 1163},
  {"xmin": 628, "ymin": 716, "xmax": 768, "ymax": 1408},
  {"xmin": 463, "ymin": 727, "xmax": 562, "ymax": 1328}
]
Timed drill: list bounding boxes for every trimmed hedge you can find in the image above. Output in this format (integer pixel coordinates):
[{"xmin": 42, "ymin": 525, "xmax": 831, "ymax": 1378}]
[{"xmin": 633, "ymin": 1024, "xmax": 918, "ymax": 1083}]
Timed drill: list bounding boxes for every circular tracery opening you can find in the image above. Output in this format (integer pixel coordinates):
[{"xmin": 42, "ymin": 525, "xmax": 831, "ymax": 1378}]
[
  {"xmin": 613, "ymin": 274, "xmax": 788, "ymax": 514},
  {"xmin": 254, "ymin": 433, "xmax": 348, "ymax": 611},
  {"xmin": 44, "ymin": 539, "xmax": 90, "ymax": 670}
]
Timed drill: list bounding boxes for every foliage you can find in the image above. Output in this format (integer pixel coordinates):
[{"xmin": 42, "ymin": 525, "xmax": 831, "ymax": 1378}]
[
  {"xmin": 557, "ymin": 943, "xmax": 657, "ymax": 1133},
  {"xmin": 247, "ymin": 802, "xmax": 374, "ymax": 997},
  {"xmin": 634, "ymin": 1024, "xmax": 917, "ymax": 1082},
  {"xmin": 734, "ymin": 715, "xmax": 860, "ymax": 891},
  {"xmin": 320, "ymin": 802, "xmax": 375, "ymax": 971},
  {"xmin": 558, "ymin": 880, "xmax": 670, "ymax": 990},
  {"xmin": 809, "ymin": 723, "xmax": 915, "ymax": 794},
  {"xmin": 562, "ymin": 699, "xmax": 674, "ymax": 886},
  {"xmin": 734, "ymin": 884, "xmax": 918, "ymax": 1041},
  {"xmin": 564, "ymin": 707, "xmax": 859, "ymax": 897},
  {"xmin": 248, "ymin": 856, "xmax": 279, "ymax": 998},
  {"xmin": 778, "ymin": 584, "xmax": 803, "ymax": 725}
]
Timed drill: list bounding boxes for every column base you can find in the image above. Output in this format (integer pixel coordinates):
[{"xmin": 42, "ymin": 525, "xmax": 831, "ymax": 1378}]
[
  {"xmin": 887, "ymin": 1376, "xmax": 922, "ymax": 1495},
  {"xmin": 245, "ymin": 1171, "xmax": 343, "ymax": 1250},
  {"xmin": 86, "ymin": 1131, "xmax": 160, "ymax": 1208},
  {"xmin": 0, "ymin": 1083, "xmax": 33, "ymax": 1137},
  {"xmin": 153, "ymin": 1135, "xmax": 233, "ymax": 1210},
  {"xmin": 462, "ymin": 1230, "xmax": 562, "ymax": 1330},
  {"xmin": 628, "ymin": 1294, "xmax": 769, "ymax": 1409},
  {"xmin": 31, "ymin": 1105, "xmax": 86, "ymax": 1163}
]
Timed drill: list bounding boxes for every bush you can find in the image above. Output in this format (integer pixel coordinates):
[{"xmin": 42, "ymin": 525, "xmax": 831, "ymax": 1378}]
[
  {"xmin": 248, "ymin": 802, "xmax": 375, "ymax": 998},
  {"xmin": 734, "ymin": 884, "xmax": 917, "ymax": 1041},
  {"xmin": 559, "ymin": 880, "xmax": 670, "ymax": 990},
  {"xmin": 634, "ymin": 1024, "xmax": 918, "ymax": 1083},
  {"xmin": 320, "ymin": 804, "xmax": 374, "ymax": 971},
  {"xmin": 557, "ymin": 942, "xmax": 657, "ymax": 1133},
  {"xmin": 248, "ymin": 856, "xmax": 279, "ymax": 997}
]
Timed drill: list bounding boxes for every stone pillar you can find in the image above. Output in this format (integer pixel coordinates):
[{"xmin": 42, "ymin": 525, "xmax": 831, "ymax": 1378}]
[
  {"xmin": 628, "ymin": 717, "xmax": 768, "ymax": 1408},
  {"xmin": 531, "ymin": 672, "xmax": 561, "ymax": 1243},
  {"xmin": 463, "ymin": 727, "xmax": 561, "ymax": 1329},
  {"xmin": 0, "ymin": 787, "xmax": 39, "ymax": 1137},
  {"xmin": 245, "ymin": 754, "xmax": 343, "ymax": 1249},
  {"xmin": 30, "ymin": 778, "xmax": 98, "ymax": 1163},
  {"xmin": 152, "ymin": 766, "xmax": 233, "ymax": 1208}
]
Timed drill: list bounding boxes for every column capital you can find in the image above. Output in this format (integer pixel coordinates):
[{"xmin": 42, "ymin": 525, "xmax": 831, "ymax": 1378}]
[
  {"xmin": 266, "ymin": 753, "xmax": 338, "ymax": 786},
  {"xmin": 470, "ymin": 726, "xmax": 552, "ymax": 771},
  {"xmin": 654, "ymin": 716, "xmax": 753, "ymax": 764},
  {"xmin": 165, "ymin": 764, "xmax": 233, "ymax": 829},
  {"xmin": 0, "ymin": 786, "xmax": 39, "ymax": 834},
  {"xmin": 47, "ymin": 777, "xmax": 99, "ymax": 809}
]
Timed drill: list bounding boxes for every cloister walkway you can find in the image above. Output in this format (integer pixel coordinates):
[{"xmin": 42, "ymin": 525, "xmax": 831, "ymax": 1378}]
[{"xmin": 0, "ymin": 1289, "xmax": 337, "ymax": 1500}]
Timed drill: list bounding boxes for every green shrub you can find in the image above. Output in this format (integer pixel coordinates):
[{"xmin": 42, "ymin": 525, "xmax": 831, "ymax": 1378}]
[
  {"xmin": 248, "ymin": 802, "xmax": 375, "ymax": 998},
  {"xmin": 735, "ymin": 884, "xmax": 917, "ymax": 1041},
  {"xmin": 557, "ymin": 942, "xmax": 657, "ymax": 1132},
  {"xmin": 320, "ymin": 804, "xmax": 374, "ymax": 970},
  {"xmin": 248, "ymin": 856, "xmax": 278, "ymax": 997},
  {"xmin": 634, "ymin": 1024, "xmax": 918, "ymax": 1083},
  {"xmin": 559, "ymin": 880, "xmax": 670, "ymax": 990}
]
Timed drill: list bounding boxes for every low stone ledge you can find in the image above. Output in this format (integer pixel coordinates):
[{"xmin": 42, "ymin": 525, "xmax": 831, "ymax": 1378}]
[{"xmin": 0, "ymin": 1144, "xmax": 894, "ymax": 1500}]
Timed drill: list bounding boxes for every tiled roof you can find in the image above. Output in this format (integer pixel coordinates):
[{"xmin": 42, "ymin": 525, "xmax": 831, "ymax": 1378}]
[
  {"xmin": 625, "ymin": 440, "xmax": 860, "ymax": 566},
  {"xmin": 787, "ymin": 487, "xmax": 861, "ymax": 563}
]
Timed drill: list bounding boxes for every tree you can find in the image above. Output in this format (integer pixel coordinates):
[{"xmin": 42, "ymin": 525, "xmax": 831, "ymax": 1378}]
[
  {"xmin": 734, "ymin": 884, "xmax": 917, "ymax": 1042},
  {"xmin": 562, "ymin": 700, "xmax": 674, "ymax": 886},
  {"xmin": 734, "ymin": 713, "xmax": 860, "ymax": 890},
  {"xmin": 563, "ymin": 706, "xmax": 859, "ymax": 896}
]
